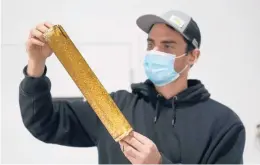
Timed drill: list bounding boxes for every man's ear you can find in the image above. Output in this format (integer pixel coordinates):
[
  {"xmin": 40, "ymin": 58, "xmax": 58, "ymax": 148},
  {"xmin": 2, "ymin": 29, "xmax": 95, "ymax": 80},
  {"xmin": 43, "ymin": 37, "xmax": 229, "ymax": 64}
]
[{"xmin": 188, "ymin": 49, "xmax": 200, "ymax": 67}]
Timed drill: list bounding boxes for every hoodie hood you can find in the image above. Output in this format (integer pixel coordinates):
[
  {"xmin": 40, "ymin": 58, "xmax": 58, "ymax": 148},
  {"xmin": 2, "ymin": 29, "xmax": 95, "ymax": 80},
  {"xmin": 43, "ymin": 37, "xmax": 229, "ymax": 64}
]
[
  {"xmin": 131, "ymin": 79, "xmax": 210, "ymax": 107},
  {"xmin": 131, "ymin": 79, "xmax": 211, "ymax": 126}
]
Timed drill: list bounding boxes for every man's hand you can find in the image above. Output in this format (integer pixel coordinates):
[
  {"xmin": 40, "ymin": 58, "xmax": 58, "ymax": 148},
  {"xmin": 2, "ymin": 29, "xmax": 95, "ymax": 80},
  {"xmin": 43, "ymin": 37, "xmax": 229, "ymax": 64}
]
[
  {"xmin": 26, "ymin": 22, "xmax": 54, "ymax": 77},
  {"xmin": 119, "ymin": 131, "xmax": 161, "ymax": 164}
]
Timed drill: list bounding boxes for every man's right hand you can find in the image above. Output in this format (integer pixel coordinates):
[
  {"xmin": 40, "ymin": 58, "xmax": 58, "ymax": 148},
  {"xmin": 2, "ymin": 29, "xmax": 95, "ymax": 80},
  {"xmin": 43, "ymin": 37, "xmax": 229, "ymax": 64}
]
[{"xmin": 26, "ymin": 22, "xmax": 54, "ymax": 77}]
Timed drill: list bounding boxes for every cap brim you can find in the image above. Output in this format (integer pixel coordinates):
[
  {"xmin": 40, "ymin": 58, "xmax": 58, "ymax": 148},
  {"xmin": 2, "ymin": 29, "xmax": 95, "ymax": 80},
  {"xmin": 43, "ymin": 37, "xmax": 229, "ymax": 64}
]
[{"xmin": 136, "ymin": 14, "xmax": 168, "ymax": 33}]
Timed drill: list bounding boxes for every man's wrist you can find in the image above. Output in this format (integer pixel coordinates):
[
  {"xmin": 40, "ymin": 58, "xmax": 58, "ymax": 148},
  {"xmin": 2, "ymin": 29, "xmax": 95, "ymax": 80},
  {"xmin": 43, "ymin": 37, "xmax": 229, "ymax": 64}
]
[
  {"xmin": 27, "ymin": 59, "xmax": 46, "ymax": 77},
  {"xmin": 159, "ymin": 152, "xmax": 173, "ymax": 164}
]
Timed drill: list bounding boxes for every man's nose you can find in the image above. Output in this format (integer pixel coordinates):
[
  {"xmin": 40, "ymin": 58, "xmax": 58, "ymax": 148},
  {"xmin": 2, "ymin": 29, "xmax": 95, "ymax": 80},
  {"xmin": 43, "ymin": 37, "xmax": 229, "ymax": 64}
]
[{"xmin": 152, "ymin": 46, "xmax": 163, "ymax": 52}]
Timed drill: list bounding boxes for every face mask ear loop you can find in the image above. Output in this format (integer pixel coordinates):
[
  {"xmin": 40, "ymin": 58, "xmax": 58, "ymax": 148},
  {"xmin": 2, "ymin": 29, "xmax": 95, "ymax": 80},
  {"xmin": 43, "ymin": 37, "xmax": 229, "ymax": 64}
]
[
  {"xmin": 179, "ymin": 64, "xmax": 189, "ymax": 74},
  {"xmin": 175, "ymin": 53, "xmax": 187, "ymax": 59},
  {"xmin": 173, "ymin": 53, "xmax": 188, "ymax": 74}
]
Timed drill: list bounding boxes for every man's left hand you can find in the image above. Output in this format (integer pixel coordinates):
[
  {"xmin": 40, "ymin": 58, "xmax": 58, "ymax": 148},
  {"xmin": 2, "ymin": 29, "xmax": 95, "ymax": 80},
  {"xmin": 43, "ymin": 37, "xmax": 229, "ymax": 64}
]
[{"xmin": 119, "ymin": 131, "xmax": 161, "ymax": 164}]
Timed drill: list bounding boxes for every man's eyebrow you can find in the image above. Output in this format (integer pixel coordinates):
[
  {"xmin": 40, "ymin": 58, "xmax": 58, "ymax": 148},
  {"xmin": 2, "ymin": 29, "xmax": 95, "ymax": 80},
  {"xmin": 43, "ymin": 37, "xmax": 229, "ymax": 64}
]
[
  {"xmin": 160, "ymin": 40, "xmax": 177, "ymax": 44},
  {"xmin": 147, "ymin": 38, "xmax": 154, "ymax": 42},
  {"xmin": 147, "ymin": 38, "xmax": 177, "ymax": 44}
]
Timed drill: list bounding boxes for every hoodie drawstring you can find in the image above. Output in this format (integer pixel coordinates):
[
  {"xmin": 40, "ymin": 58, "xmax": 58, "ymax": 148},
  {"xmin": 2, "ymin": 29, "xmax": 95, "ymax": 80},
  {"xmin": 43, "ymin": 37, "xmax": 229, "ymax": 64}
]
[
  {"xmin": 171, "ymin": 96, "xmax": 178, "ymax": 126},
  {"xmin": 154, "ymin": 94, "xmax": 177, "ymax": 127},
  {"xmin": 154, "ymin": 94, "xmax": 161, "ymax": 123}
]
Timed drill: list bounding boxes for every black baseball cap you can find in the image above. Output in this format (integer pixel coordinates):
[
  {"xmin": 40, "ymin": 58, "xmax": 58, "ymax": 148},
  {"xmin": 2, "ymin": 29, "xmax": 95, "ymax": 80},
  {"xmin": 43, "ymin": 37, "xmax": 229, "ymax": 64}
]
[{"xmin": 136, "ymin": 10, "xmax": 201, "ymax": 49}]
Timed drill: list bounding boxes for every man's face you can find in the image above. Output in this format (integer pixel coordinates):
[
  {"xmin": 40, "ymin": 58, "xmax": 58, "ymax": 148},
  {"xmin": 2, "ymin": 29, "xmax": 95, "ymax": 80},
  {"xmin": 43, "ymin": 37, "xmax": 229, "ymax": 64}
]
[{"xmin": 147, "ymin": 23, "xmax": 198, "ymax": 74}]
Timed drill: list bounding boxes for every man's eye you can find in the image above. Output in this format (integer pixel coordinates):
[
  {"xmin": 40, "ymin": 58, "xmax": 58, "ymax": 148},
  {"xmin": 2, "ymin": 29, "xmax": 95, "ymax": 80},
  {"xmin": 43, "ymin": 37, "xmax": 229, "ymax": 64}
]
[
  {"xmin": 165, "ymin": 44, "xmax": 173, "ymax": 49},
  {"xmin": 147, "ymin": 43, "xmax": 153, "ymax": 49}
]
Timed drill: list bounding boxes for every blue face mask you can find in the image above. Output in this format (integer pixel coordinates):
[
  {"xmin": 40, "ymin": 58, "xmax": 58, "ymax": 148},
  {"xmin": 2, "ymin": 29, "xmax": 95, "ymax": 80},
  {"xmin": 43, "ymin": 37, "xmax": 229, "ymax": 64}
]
[{"xmin": 143, "ymin": 50, "xmax": 188, "ymax": 86}]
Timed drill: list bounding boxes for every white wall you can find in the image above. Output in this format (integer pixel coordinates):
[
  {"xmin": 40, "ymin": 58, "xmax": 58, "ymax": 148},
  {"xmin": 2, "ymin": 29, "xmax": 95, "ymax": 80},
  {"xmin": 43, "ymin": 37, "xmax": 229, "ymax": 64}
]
[{"xmin": 1, "ymin": 0, "xmax": 260, "ymax": 163}]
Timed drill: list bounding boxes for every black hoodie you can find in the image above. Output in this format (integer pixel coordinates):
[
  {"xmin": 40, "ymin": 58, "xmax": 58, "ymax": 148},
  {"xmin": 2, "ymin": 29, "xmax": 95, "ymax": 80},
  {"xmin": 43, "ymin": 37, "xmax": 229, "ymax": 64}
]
[{"xmin": 19, "ymin": 66, "xmax": 245, "ymax": 164}]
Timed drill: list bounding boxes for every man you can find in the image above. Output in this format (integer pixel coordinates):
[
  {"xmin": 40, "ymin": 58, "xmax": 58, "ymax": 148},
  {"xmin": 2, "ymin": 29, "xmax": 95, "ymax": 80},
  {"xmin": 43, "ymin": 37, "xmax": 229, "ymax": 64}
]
[{"xmin": 19, "ymin": 10, "xmax": 245, "ymax": 164}]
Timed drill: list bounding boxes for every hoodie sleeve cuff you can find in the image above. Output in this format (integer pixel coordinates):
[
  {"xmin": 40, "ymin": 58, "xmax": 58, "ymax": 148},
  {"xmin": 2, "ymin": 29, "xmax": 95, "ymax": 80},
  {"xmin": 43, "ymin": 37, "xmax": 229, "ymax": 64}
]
[
  {"xmin": 20, "ymin": 65, "xmax": 51, "ymax": 95},
  {"xmin": 23, "ymin": 65, "xmax": 47, "ymax": 77},
  {"xmin": 160, "ymin": 152, "xmax": 173, "ymax": 164}
]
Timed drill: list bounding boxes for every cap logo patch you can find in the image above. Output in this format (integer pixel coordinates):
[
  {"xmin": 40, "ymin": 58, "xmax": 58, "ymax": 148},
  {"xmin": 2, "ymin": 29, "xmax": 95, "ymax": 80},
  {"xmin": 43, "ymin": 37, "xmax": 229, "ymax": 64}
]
[{"xmin": 169, "ymin": 15, "xmax": 185, "ymax": 28}]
